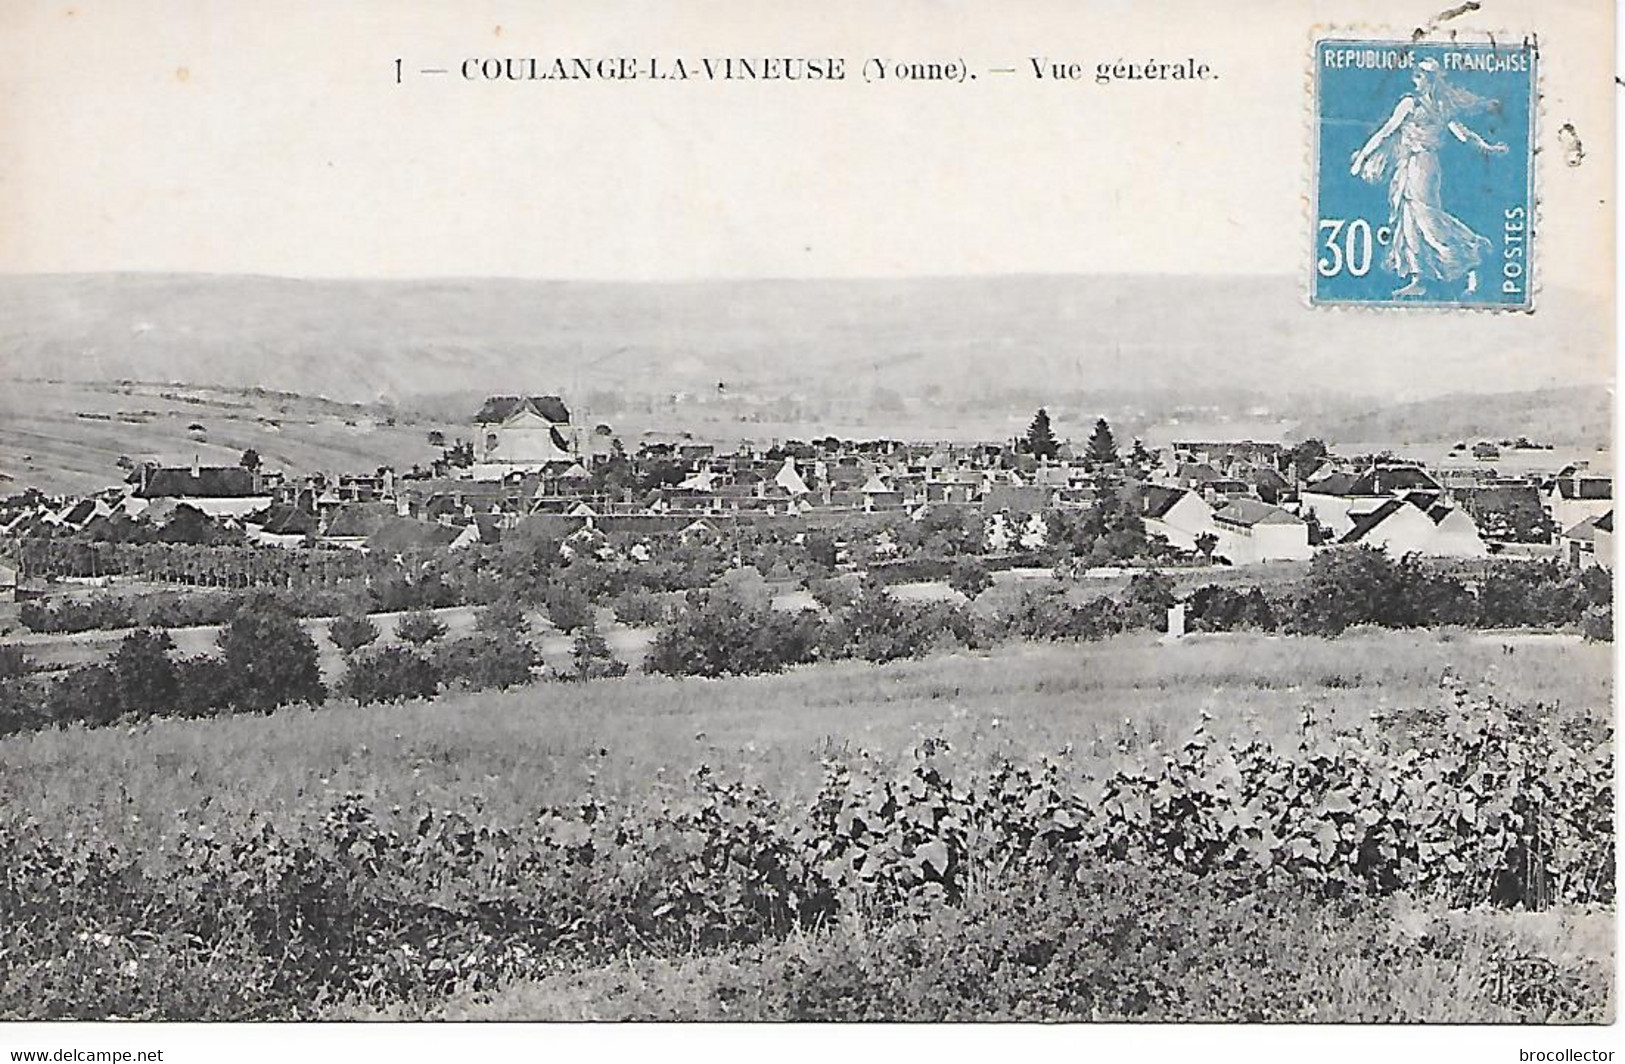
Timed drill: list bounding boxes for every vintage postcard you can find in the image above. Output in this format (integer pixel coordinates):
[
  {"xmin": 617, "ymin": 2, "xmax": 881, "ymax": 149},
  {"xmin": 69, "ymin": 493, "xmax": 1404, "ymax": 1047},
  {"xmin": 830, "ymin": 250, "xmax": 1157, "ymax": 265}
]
[{"xmin": 0, "ymin": 0, "xmax": 1613, "ymax": 1058}]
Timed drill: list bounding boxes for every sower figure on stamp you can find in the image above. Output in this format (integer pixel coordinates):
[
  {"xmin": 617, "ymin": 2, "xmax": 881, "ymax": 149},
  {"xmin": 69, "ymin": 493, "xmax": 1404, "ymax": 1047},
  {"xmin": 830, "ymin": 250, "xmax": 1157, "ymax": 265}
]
[{"xmin": 1349, "ymin": 57, "xmax": 1508, "ymax": 298}]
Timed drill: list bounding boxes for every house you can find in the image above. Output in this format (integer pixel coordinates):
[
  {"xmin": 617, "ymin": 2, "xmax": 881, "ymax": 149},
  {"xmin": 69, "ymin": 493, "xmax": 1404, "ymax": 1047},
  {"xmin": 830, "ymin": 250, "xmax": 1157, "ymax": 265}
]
[
  {"xmin": 980, "ymin": 484, "xmax": 1050, "ymax": 518},
  {"xmin": 1561, "ymin": 510, "xmax": 1613, "ymax": 571},
  {"xmin": 243, "ymin": 503, "xmax": 319, "ymax": 548},
  {"xmin": 1141, "ymin": 485, "xmax": 1216, "ymax": 553},
  {"xmin": 680, "ymin": 518, "xmax": 722, "ymax": 544},
  {"xmin": 1545, "ymin": 470, "xmax": 1613, "ymax": 531},
  {"xmin": 1595, "ymin": 511, "xmax": 1614, "ymax": 571},
  {"xmin": 1339, "ymin": 498, "xmax": 1489, "ymax": 558},
  {"xmin": 447, "ymin": 513, "xmax": 505, "ymax": 553},
  {"xmin": 131, "ymin": 459, "xmax": 273, "ymax": 518},
  {"xmin": 319, "ymin": 502, "xmax": 397, "ymax": 551},
  {"xmin": 773, "ymin": 458, "xmax": 811, "ymax": 498},
  {"xmin": 1172, "ymin": 441, "xmax": 1285, "ymax": 476},
  {"xmin": 1209, "ymin": 499, "xmax": 1311, "ymax": 564},
  {"xmin": 858, "ymin": 474, "xmax": 903, "ymax": 512},
  {"xmin": 470, "ymin": 395, "xmax": 573, "ymax": 480},
  {"xmin": 1299, "ymin": 464, "xmax": 1444, "ymax": 537}
]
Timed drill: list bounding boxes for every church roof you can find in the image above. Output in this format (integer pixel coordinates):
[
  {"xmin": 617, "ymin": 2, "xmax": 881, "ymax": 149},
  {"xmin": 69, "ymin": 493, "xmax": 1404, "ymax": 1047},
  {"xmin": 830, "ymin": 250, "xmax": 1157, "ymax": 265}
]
[{"xmin": 473, "ymin": 395, "xmax": 571, "ymax": 425}]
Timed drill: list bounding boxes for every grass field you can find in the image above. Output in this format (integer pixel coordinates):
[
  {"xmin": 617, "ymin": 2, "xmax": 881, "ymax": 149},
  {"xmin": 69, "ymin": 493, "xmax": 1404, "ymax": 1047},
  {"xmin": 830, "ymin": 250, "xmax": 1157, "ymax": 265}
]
[
  {"xmin": 0, "ymin": 626, "xmax": 1612, "ymax": 1021},
  {"xmin": 0, "ymin": 379, "xmax": 461, "ymax": 496},
  {"xmin": 0, "ymin": 628, "xmax": 1607, "ymax": 854}
]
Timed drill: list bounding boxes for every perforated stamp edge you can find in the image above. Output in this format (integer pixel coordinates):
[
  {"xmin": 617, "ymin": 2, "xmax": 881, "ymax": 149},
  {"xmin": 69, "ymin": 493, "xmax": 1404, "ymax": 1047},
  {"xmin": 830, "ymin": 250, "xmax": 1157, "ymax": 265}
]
[{"xmin": 1303, "ymin": 23, "xmax": 1543, "ymax": 313}]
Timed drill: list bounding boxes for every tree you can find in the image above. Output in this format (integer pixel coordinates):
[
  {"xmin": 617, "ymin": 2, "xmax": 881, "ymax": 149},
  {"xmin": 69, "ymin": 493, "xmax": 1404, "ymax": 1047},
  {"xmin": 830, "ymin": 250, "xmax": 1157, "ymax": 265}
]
[
  {"xmin": 239, "ymin": 448, "xmax": 261, "ymax": 472},
  {"xmin": 110, "ymin": 628, "xmax": 178, "ymax": 717},
  {"xmin": 1283, "ymin": 439, "xmax": 1329, "ymax": 482},
  {"xmin": 395, "ymin": 609, "xmax": 448, "ymax": 646},
  {"xmin": 217, "ymin": 598, "xmax": 326, "ymax": 711},
  {"xmin": 1025, "ymin": 408, "xmax": 1060, "ymax": 460},
  {"xmin": 803, "ymin": 531, "xmax": 840, "ymax": 570},
  {"xmin": 1287, "ymin": 546, "xmax": 1401, "ymax": 635},
  {"xmin": 329, "ymin": 613, "xmax": 381, "ymax": 654},
  {"xmin": 1085, "ymin": 418, "xmax": 1118, "ymax": 467},
  {"xmin": 1194, "ymin": 532, "xmax": 1218, "ymax": 563}
]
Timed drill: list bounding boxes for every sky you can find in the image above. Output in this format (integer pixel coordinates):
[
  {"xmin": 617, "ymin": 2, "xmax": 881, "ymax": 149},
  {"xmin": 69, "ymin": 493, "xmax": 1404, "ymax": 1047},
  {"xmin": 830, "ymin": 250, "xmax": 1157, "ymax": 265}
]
[{"xmin": 0, "ymin": 0, "xmax": 1612, "ymax": 294}]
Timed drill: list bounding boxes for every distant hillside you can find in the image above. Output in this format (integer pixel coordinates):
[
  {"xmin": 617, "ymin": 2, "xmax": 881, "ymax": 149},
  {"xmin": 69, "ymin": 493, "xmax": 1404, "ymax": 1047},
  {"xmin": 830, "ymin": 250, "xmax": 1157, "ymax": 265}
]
[
  {"xmin": 0, "ymin": 379, "xmax": 464, "ymax": 496},
  {"xmin": 1312, "ymin": 387, "xmax": 1613, "ymax": 450},
  {"xmin": 0, "ymin": 273, "xmax": 1609, "ymax": 407}
]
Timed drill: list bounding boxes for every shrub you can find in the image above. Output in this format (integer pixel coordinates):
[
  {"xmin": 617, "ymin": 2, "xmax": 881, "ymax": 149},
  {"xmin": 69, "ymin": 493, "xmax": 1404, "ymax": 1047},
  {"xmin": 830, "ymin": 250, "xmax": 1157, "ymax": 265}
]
[
  {"xmin": 1185, "ymin": 586, "xmax": 1278, "ymax": 633},
  {"xmin": 1579, "ymin": 565, "xmax": 1613, "ymax": 608},
  {"xmin": 217, "ymin": 600, "xmax": 326, "ymax": 712},
  {"xmin": 394, "ymin": 609, "xmax": 448, "ymax": 647},
  {"xmin": 474, "ymin": 601, "xmax": 531, "ymax": 637},
  {"xmin": 20, "ymin": 597, "xmax": 137, "ymax": 634},
  {"xmin": 342, "ymin": 645, "xmax": 443, "ymax": 705},
  {"xmin": 541, "ymin": 582, "xmax": 595, "ymax": 634},
  {"xmin": 832, "ymin": 586, "xmax": 971, "ymax": 664},
  {"xmin": 437, "ymin": 633, "xmax": 537, "ymax": 691},
  {"xmin": 710, "ymin": 567, "xmax": 773, "ymax": 612},
  {"xmin": 42, "ymin": 665, "xmax": 123, "ymax": 728},
  {"xmin": 946, "ymin": 559, "xmax": 994, "ymax": 601},
  {"xmin": 0, "ymin": 644, "xmax": 30, "ymax": 681},
  {"xmin": 110, "ymin": 629, "xmax": 178, "ymax": 719},
  {"xmin": 328, "ymin": 613, "xmax": 381, "ymax": 654},
  {"xmin": 998, "ymin": 588, "xmax": 1125, "ymax": 643},
  {"xmin": 807, "ymin": 574, "xmax": 861, "ymax": 613},
  {"xmin": 172, "ymin": 655, "xmax": 234, "ymax": 718},
  {"xmin": 0, "ymin": 677, "xmax": 52, "ymax": 737},
  {"xmin": 646, "ymin": 590, "xmax": 822, "ymax": 678},
  {"xmin": 570, "ymin": 626, "xmax": 629, "ymax": 681},
  {"xmin": 610, "ymin": 588, "xmax": 666, "ymax": 627},
  {"xmin": 1287, "ymin": 547, "xmax": 1405, "ymax": 635},
  {"xmin": 1122, "ymin": 571, "xmax": 1177, "ymax": 630},
  {"xmin": 1581, "ymin": 605, "xmax": 1612, "ymax": 643}
]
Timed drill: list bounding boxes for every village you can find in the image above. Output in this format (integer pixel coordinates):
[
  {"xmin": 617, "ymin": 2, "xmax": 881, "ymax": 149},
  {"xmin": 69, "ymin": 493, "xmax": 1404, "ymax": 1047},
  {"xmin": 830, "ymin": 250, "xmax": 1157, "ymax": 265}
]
[{"xmin": 0, "ymin": 392, "xmax": 1613, "ymax": 598}]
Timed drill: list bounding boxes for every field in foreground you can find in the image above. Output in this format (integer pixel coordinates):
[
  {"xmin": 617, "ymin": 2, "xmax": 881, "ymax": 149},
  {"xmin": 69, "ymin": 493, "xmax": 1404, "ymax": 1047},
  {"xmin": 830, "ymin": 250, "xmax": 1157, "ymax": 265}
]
[
  {"xmin": 1, "ymin": 629, "xmax": 1608, "ymax": 841},
  {"xmin": 0, "ymin": 630, "xmax": 1612, "ymax": 1021}
]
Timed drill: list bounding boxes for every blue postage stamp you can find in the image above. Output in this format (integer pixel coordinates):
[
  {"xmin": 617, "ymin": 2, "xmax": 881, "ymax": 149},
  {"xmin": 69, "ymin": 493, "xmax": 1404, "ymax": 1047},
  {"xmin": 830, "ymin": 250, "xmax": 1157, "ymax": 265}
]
[{"xmin": 1311, "ymin": 37, "xmax": 1537, "ymax": 309}]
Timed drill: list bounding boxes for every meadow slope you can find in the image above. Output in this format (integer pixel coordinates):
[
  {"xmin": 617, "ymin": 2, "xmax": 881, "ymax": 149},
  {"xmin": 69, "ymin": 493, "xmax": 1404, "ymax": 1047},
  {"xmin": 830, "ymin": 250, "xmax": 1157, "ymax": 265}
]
[{"xmin": 1, "ymin": 629, "xmax": 1607, "ymax": 851}]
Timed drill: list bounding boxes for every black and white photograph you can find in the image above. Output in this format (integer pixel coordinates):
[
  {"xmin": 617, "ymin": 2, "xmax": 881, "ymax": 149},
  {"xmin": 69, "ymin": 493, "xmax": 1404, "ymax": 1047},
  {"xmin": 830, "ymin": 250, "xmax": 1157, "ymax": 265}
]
[{"xmin": 0, "ymin": 0, "xmax": 1615, "ymax": 1057}]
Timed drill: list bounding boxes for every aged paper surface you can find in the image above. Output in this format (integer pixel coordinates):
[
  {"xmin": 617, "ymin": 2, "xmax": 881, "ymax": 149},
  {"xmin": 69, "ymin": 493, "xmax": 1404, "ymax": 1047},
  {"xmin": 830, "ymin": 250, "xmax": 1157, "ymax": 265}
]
[{"xmin": 0, "ymin": 0, "xmax": 1614, "ymax": 1057}]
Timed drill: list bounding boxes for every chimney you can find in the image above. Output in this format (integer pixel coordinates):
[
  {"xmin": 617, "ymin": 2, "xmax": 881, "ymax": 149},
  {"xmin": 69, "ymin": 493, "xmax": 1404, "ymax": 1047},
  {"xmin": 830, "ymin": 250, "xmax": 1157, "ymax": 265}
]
[{"xmin": 191, "ymin": 454, "xmax": 200, "ymax": 478}]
